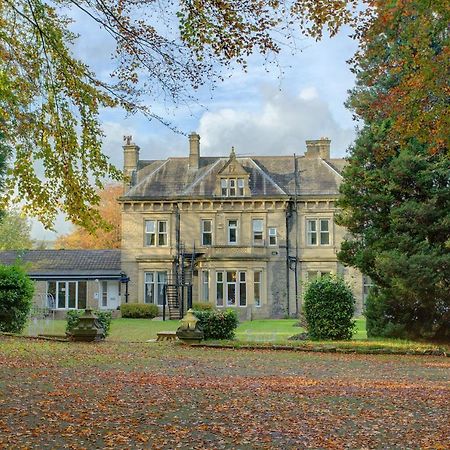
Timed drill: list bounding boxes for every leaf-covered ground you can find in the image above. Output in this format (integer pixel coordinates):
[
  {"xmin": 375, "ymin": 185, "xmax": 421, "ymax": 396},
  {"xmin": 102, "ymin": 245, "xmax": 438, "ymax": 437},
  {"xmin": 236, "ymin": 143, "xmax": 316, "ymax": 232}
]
[{"xmin": 0, "ymin": 336, "xmax": 449, "ymax": 449}]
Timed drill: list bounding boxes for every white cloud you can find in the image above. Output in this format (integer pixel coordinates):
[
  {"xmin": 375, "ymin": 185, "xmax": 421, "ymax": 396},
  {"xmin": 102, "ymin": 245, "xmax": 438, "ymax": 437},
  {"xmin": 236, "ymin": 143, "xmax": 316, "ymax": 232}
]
[
  {"xmin": 198, "ymin": 87, "xmax": 354, "ymax": 158},
  {"xmin": 299, "ymin": 86, "xmax": 318, "ymax": 101}
]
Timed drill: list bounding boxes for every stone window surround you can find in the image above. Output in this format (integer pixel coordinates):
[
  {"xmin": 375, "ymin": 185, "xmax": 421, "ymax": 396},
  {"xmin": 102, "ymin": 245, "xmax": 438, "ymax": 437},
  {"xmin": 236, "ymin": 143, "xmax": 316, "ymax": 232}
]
[{"xmin": 306, "ymin": 217, "xmax": 332, "ymax": 246}]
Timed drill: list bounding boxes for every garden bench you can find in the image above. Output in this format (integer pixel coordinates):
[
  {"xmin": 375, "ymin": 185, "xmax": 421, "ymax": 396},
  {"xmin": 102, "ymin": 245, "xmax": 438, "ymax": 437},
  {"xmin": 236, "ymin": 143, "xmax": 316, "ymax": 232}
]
[{"xmin": 156, "ymin": 331, "xmax": 178, "ymax": 341}]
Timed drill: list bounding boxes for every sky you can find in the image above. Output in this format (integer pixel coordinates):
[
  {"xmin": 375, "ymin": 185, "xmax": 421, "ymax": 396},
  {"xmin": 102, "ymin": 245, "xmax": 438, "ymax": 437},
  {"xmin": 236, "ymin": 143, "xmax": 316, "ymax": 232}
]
[{"xmin": 31, "ymin": 6, "xmax": 359, "ymax": 242}]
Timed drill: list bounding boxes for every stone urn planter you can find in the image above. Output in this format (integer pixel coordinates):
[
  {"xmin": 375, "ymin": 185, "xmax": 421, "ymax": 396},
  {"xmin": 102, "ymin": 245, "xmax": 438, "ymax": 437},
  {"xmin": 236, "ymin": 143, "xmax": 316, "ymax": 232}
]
[
  {"xmin": 176, "ymin": 309, "xmax": 204, "ymax": 344},
  {"xmin": 69, "ymin": 309, "xmax": 105, "ymax": 342}
]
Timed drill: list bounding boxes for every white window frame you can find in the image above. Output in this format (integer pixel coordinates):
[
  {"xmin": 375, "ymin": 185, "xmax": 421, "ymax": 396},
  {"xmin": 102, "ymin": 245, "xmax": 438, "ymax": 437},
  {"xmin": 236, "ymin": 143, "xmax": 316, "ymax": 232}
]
[
  {"xmin": 227, "ymin": 219, "xmax": 238, "ymax": 245},
  {"xmin": 229, "ymin": 179, "xmax": 236, "ymax": 197},
  {"xmin": 268, "ymin": 227, "xmax": 277, "ymax": 246},
  {"xmin": 145, "ymin": 220, "xmax": 168, "ymax": 247},
  {"xmin": 306, "ymin": 219, "xmax": 318, "ymax": 246},
  {"xmin": 252, "ymin": 219, "xmax": 264, "ymax": 246},
  {"xmin": 319, "ymin": 219, "xmax": 330, "ymax": 245},
  {"xmin": 216, "ymin": 272, "xmax": 224, "ymax": 307},
  {"xmin": 144, "ymin": 271, "xmax": 167, "ymax": 306},
  {"xmin": 202, "ymin": 270, "xmax": 209, "ymax": 302},
  {"xmin": 144, "ymin": 220, "xmax": 156, "ymax": 246},
  {"xmin": 201, "ymin": 219, "xmax": 213, "ymax": 246},
  {"xmin": 221, "ymin": 179, "xmax": 228, "ymax": 196},
  {"xmin": 220, "ymin": 178, "xmax": 245, "ymax": 197},
  {"xmin": 47, "ymin": 281, "xmax": 87, "ymax": 310},
  {"xmin": 254, "ymin": 271, "xmax": 262, "ymax": 307},
  {"xmin": 216, "ymin": 270, "xmax": 247, "ymax": 307},
  {"xmin": 306, "ymin": 218, "xmax": 331, "ymax": 246},
  {"xmin": 101, "ymin": 281, "xmax": 108, "ymax": 308},
  {"xmin": 237, "ymin": 178, "xmax": 245, "ymax": 196}
]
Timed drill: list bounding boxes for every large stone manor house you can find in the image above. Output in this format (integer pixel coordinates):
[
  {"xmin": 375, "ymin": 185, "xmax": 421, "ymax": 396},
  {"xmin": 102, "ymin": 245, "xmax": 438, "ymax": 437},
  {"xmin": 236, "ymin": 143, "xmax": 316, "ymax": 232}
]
[
  {"xmin": 0, "ymin": 134, "xmax": 368, "ymax": 319},
  {"xmin": 120, "ymin": 133, "xmax": 365, "ymax": 319}
]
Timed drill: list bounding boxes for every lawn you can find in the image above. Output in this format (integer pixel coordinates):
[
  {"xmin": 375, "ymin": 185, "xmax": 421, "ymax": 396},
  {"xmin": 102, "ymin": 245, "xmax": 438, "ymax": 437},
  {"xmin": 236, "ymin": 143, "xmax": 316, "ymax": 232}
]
[
  {"xmin": 0, "ymin": 336, "xmax": 449, "ymax": 449},
  {"xmin": 25, "ymin": 317, "xmax": 367, "ymax": 342}
]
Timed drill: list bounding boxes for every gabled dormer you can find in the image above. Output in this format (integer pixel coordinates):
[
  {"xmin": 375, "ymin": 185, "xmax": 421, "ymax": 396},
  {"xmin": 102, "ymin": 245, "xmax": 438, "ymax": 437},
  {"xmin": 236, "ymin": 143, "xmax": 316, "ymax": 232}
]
[{"xmin": 215, "ymin": 148, "xmax": 251, "ymax": 197}]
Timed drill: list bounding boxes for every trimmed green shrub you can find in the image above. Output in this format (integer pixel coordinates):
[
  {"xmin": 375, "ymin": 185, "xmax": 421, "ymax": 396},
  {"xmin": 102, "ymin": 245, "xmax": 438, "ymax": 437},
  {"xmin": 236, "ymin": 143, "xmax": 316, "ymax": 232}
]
[
  {"xmin": 193, "ymin": 309, "xmax": 238, "ymax": 340},
  {"xmin": 66, "ymin": 310, "xmax": 112, "ymax": 337},
  {"xmin": 120, "ymin": 303, "xmax": 159, "ymax": 319},
  {"xmin": 303, "ymin": 275, "xmax": 355, "ymax": 340},
  {"xmin": 192, "ymin": 302, "xmax": 214, "ymax": 311},
  {"xmin": 0, "ymin": 264, "xmax": 34, "ymax": 333}
]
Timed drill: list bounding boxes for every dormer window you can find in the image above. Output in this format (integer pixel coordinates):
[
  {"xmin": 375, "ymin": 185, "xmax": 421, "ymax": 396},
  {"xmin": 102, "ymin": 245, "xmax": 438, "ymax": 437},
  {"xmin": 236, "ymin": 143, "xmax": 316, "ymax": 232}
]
[
  {"xmin": 220, "ymin": 178, "xmax": 245, "ymax": 197},
  {"xmin": 216, "ymin": 148, "xmax": 250, "ymax": 197}
]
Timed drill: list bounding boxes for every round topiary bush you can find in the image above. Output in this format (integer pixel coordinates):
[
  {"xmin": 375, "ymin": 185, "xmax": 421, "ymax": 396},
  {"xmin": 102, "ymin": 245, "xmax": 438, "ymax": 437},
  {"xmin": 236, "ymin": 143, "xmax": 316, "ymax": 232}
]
[
  {"xmin": 0, "ymin": 264, "xmax": 34, "ymax": 333},
  {"xmin": 303, "ymin": 275, "xmax": 355, "ymax": 340}
]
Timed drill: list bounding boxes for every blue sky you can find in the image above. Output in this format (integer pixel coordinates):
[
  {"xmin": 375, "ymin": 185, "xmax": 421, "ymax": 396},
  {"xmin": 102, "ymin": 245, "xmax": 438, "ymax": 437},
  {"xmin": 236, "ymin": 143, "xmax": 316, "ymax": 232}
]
[{"xmin": 31, "ymin": 9, "xmax": 359, "ymax": 241}]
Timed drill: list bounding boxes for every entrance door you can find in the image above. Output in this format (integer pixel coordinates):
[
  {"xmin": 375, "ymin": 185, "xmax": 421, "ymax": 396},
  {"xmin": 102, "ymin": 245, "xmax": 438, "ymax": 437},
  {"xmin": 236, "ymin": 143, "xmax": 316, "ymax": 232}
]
[{"xmin": 100, "ymin": 281, "xmax": 120, "ymax": 310}]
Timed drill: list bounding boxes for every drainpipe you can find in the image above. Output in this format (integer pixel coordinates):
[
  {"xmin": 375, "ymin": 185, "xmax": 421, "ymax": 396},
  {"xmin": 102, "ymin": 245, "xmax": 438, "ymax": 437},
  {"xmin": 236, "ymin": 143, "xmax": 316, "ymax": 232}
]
[{"xmin": 285, "ymin": 202, "xmax": 291, "ymax": 317}]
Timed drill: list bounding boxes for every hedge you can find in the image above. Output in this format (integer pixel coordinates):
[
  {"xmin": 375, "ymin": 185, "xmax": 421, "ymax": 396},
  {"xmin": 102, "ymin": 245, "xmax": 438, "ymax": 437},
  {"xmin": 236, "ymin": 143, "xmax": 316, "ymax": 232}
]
[
  {"xmin": 0, "ymin": 265, "xmax": 34, "ymax": 333},
  {"xmin": 303, "ymin": 275, "xmax": 355, "ymax": 340},
  {"xmin": 193, "ymin": 309, "xmax": 238, "ymax": 340},
  {"xmin": 120, "ymin": 303, "xmax": 159, "ymax": 319}
]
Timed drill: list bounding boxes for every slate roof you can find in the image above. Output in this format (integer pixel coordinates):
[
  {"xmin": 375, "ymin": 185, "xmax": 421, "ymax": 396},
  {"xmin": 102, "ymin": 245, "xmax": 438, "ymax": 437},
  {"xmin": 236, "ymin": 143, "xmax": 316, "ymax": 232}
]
[
  {"xmin": 0, "ymin": 250, "xmax": 122, "ymax": 278},
  {"xmin": 123, "ymin": 154, "xmax": 345, "ymax": 200}
]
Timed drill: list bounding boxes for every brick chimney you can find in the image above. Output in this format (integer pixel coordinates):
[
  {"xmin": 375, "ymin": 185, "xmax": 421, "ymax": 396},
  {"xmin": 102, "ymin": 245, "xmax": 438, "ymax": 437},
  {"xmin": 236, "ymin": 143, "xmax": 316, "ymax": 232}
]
[
  {"xmin": 189, "ymin": 132, "xmax": 200, "ymax": 169},
  {"xmin": 123, "ymin": 135, "xmax": 140, "ymax": 188},
  {"xmin": 305, "ymin": 137, "xmax": 331, "ymax": 159}
]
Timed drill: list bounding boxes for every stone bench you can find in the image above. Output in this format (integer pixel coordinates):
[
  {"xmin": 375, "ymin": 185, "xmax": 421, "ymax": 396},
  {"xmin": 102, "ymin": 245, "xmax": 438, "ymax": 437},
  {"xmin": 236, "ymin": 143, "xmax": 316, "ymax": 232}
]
[{"xmin": 156, "ymin": 331, "xmax": 178, "ymax": 341}]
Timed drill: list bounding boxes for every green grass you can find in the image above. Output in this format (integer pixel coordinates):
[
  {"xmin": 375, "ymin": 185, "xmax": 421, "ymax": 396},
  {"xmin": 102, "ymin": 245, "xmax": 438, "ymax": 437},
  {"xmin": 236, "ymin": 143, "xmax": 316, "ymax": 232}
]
[
  {"xmin": 24, "ymin": 317, "xmax": 367, "ymax": 342},
  {"xmin": 22, "ymin": 316, "xmax": 449, "ymax": 354}
]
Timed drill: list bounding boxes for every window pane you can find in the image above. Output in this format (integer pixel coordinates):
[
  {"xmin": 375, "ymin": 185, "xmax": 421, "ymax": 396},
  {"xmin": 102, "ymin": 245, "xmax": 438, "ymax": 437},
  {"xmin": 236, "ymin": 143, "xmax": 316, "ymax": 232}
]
[
  {"xmin": 320, "ymin": 231, "xmax": 329, "ymax": 245},
  {"xmin": 202, "ymin": 220, "xmax": 211, "ymax": 232},
  {"xmin": 158, "ymin": 221, "xmax": 167, "ymax": 232},
  {"xmin": 216, "ymin": 272, "xmax": 224, "ymax": 306},
  {"xmin": 227, "ymin": 284, "xmax": 236, "ymax": 306},
  {"xmin": 238, "ymin": 179, "xmax": 244, "ymax": 188},
  {"xmin": 58, "ymin": 282, "xmax": 66, "ymax": 309},
  {"xmin": 202, "ymin": 271, "xmax": 209, "ymax": 301},
  {"xmin": 101, "ymin": 281, "xmax": 108, "ymax": 307},
  {"xmin": 203, "ymin": 233, "xmax": 212, "ymax": 246},
  {"xmin": 157, "ymin": 272, "xmax": 166, "ymax": 306},
  {"xmin": 320, "ymin": 219, "xmax": 329, "ymax": 232},
  {"xmin": 145, "ymin": 272, "xmax": 154, "ymax": 283},
  {"xmin": 239, "ymin": 272, "xmax": 246, "ymax": 306},
  {"xmin": 68, "ymin": 282, "xmax": 77, "ymax": 309},
  {"xmin": 254, "ymin": 271, "xmax": 261, "ymax": 307},
  {"xmin": 145, "ymin": 220, "xmax": 155, "ymax": 233},
  {"xmin": 227, "ymin": 271, "xmax": 236, "ymax": 282},
  {"xmin": 47, "ymin": 282, "xmax": 56, "ymax": 308},
  {"xmin": 269, "ymin": 227, "xmax": 277, "ymax": 245},
  {"xmin": 221, "ymin": 179, "xmax": 227, "ymax": 188},
  {"xmin": 228, "ymin": 221, "xmax": 237, "ymax": 244},
  {"xmin": 307, "ymin": 220, "xmax": 316, "ymax": 231},
  {"xmin": 78, "ymin": 282, "xmax": 87, "ymax": 309}
]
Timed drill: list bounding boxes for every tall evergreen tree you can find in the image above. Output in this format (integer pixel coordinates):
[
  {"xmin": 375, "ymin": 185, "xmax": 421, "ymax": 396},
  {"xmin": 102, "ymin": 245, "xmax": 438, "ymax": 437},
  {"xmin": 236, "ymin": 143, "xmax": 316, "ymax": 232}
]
[{"xmin": 336, "ymin": 1, "xmax": 450, "ymax": 340}]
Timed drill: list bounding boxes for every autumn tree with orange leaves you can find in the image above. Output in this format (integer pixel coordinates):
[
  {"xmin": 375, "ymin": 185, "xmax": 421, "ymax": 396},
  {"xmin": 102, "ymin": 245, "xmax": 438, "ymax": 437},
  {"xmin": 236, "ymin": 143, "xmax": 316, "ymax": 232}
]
[{"xmin": 55, "ymin": 185, "xmax": 121, "ymax": 249}]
